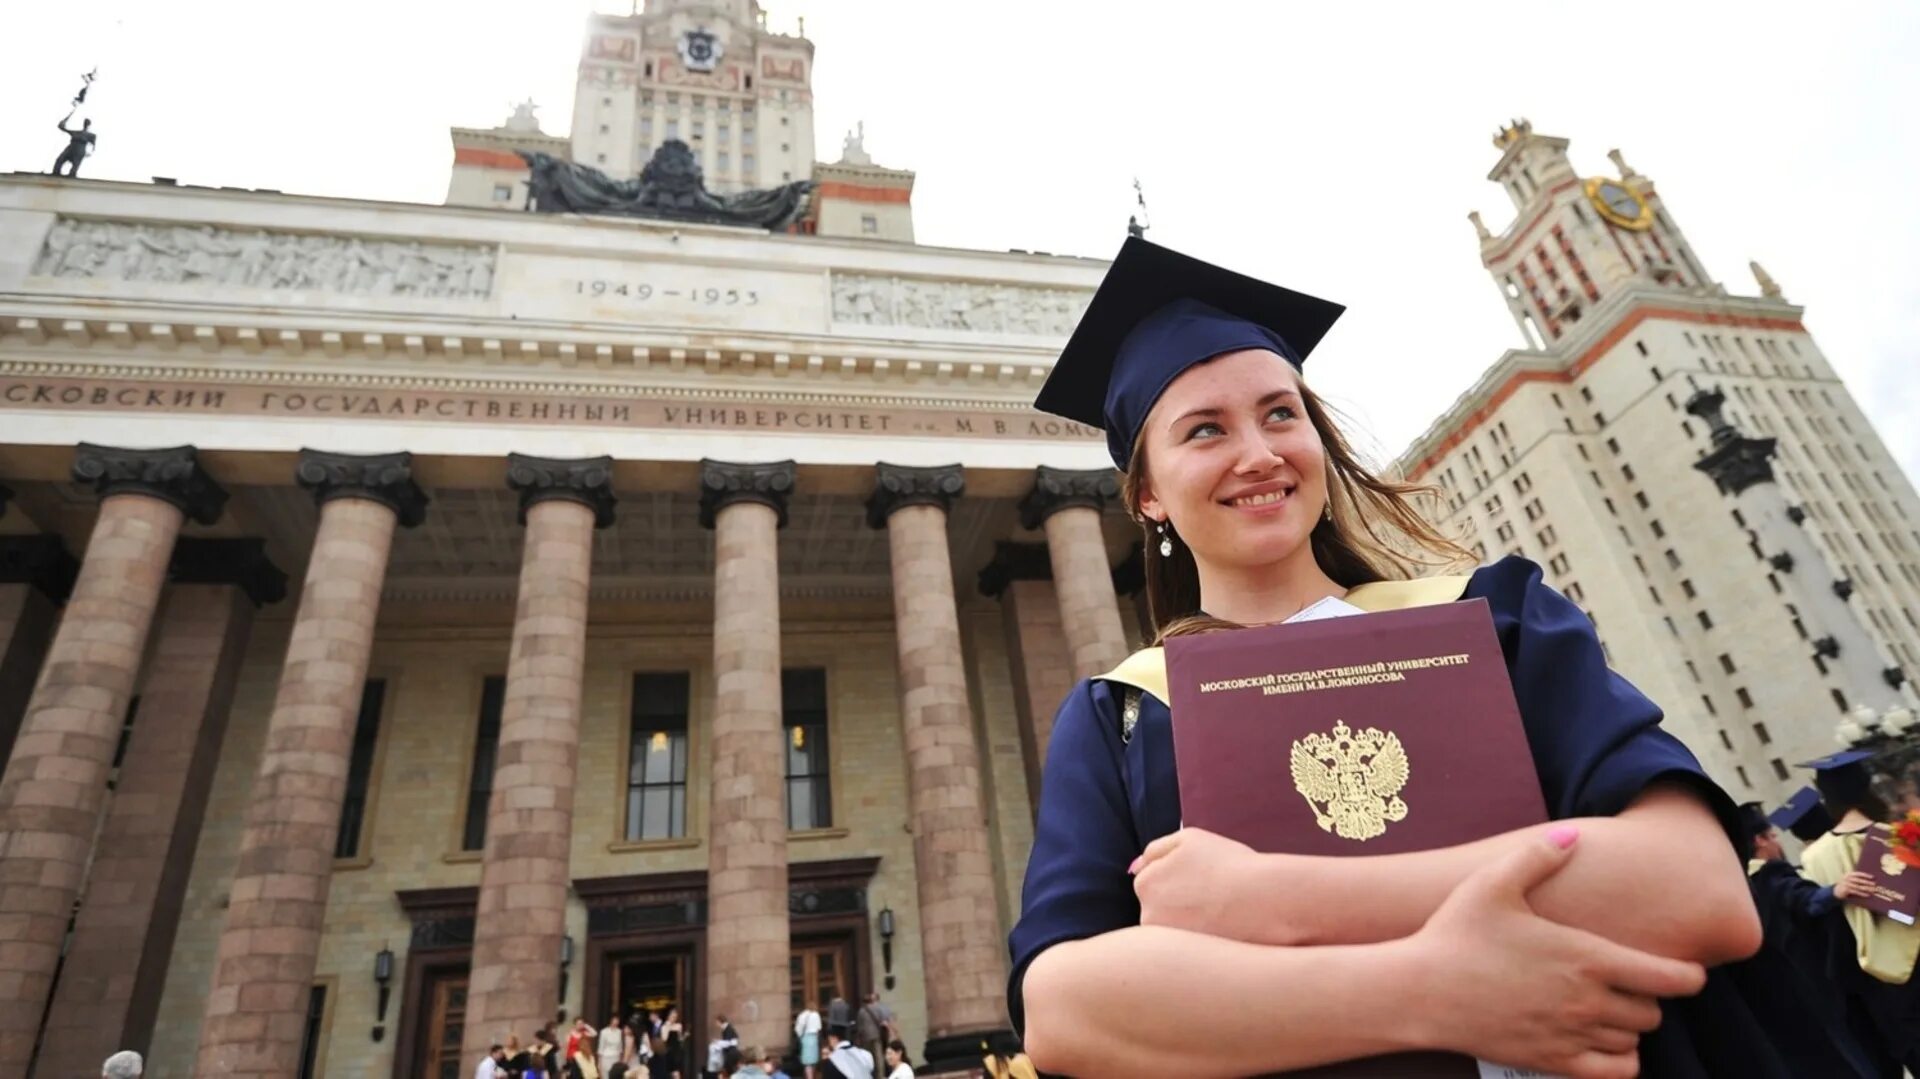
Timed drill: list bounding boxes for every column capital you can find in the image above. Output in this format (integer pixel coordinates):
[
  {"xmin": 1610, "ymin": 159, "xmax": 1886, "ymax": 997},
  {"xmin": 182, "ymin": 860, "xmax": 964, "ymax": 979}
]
[
  {"xmin": 507, "ymin": 454, "xmax": 617, "ymax": 529},
  {"xmin": 976, "ymin": 541, "xmax": 1052, "ymax": 598},
  {"xmin": 73, "ymin": 444, "xmax": 228, "ymax": 525},
  {"xmin": 294, "ymin": 449, "xmax": 428, "ymax": 526},
  {"xmin": 698, "ymin": 459, "xmax": 796, "ymax": 529},
  {"xmin": 169, "ymin": 538, "xmax": 289, "ymax": 607},
  {"xmin": 1017, "ymin": 465, "xmax": 1119, "ymax": 530},
  {"xmin": 0, "ymin": 535, "xmax": 79, "ymax": 602},
  {"xmin": 865, "ymin": 463, "xmax": 964, "ymax": 528}
]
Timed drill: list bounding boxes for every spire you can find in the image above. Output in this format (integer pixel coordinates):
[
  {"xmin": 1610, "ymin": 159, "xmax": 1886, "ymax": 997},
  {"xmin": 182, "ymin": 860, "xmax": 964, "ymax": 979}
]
[
  {"xmin": 1128, "ymin": 178, "xmax": 1152, "ymax": 239},
  {"xmin": 1467, "ymin": 210, "xmax": 1491, "ymax": 242},
  {"xmin": 1607, "ymin": 148, "xmax": 1638, "ymax": 179},
  {"xmin": 1491, "ymin": 118, "xmax": 1533, "ymax": 149},
  {"xmin": 1750, "ymin": 260, "xmax": 1784, "ymax": 300}
]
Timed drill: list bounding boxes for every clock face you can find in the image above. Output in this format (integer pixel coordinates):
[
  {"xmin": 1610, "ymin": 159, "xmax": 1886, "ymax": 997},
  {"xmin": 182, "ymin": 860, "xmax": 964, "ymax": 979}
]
[
  {"xmin": 678, "ymin": 29, "xmax": 723, "ymax": 72},
  {"xmin": 1584, "ymin": 177, "xmax": 1653, "ymax": 231}
]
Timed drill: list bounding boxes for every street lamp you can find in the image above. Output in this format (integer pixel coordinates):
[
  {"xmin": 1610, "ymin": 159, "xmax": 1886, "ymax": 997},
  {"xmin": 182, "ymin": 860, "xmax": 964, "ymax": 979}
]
[
  {"xmin": 372, "ymin": 945, "xmax": 394, "ymax": 1042},
  {"xmin": 877, "ymin": 907, "xmax": 896, "ymax": 991}
]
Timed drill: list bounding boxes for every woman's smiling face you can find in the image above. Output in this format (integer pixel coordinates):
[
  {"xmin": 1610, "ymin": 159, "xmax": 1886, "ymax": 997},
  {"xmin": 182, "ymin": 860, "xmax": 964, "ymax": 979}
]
[{"xmin": 1135, "ymin": 348, "xmax": 1328, "ymax": 573}]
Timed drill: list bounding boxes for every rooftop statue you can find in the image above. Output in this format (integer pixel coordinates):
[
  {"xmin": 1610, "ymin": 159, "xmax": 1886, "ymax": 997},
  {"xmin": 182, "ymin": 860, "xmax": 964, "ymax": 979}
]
[{"xmin": 518, "ymin": 140, "xmax": 811, "ymax": 230}]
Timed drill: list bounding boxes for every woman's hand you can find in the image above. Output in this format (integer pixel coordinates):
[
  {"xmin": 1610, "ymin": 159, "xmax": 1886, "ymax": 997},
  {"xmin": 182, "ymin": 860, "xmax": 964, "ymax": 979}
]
[
  {"xmin": 1407, "ymin": 827, "xmax": 1707, "ymax": 1079},
  {"xmin": 1131, "ymin": 828, "xmax": 1293, "ymax": 944},
  {"xmin": 1833, "ymin": 871, "xmax": 1877, "ymax": 901}
]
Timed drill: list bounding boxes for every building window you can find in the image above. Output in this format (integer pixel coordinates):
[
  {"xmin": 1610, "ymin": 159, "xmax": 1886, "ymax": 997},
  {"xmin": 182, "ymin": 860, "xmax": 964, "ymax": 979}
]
[
  {"xmin": 1736, "ymin": 687, "xmax": 1754, "ymax": 709},
  {"xmin": 717, "ymin": 151, "xmax": 730, "ymax": 172},
  {"xmin": 861, "ymin": 214, "xmax": 879, "ymax": 234},
  {"xmin": 297, "ymin": 984, "xmax": 328, "ymax": 1079},
  {"xmin": 1718, "ymin": 730, "xmax": 1733, "ymax": 750},
  {"xmin": 1718, "ymin": 653, "xmax": 1737, "ymax": 674},
  {"xmin": 461, "ymin": 676, "xmax": 506, "ymax": 852},
  {"xmin": 1753, "ymin": 722, "xmax": 1772, "ymax": 745},
  {"xmin": 1685, "ymin": 659, "xmax": 1701, "ymax": 682},
  {"xmin": 334, "ymin": 680, "xmax": 387, "ymax": 860},
  {"xmin": 1736, "ymin": 765, "xmax": 1752, "ymax": 789},
  {"xmin": 1680, "ymin": 578, "xmax": 1697, "ymax": 599},
  {"xmin": 1665, "ymin": 548, "xmax": 1682, "ymax": 569},
  {"xmin": 1702, "ymin": 694, "xmax": 1717, "ymax": 716},
  {"xmin": 1697, "ymin": 609, "xmax": 1714, "ymax": 630},
  {"xmin": 783, "ymin": 668, "xmax": 832, "ymax": 830},
  {"xmin": 1536, "ymin": 525, "xmax": 1557, "ymax": 547},
  {"xmin": 1832, "ymin": 688, "xmax": 1849, "ymax": 712},
  {"xmin": 666, "ymin": 120, "xmax": 679, "ymax": 139},
  {"xmin": 599, "ymin": 123, "xmax": 609, "ymax": 134},
  {"xmin": 1650, "ymin": 519, "xmax": 1666, "ymax": 538},
  {"xmin": 742, "ymin": 153, "xmax": 755, "ymax": 172},
  {"xmin": 492, "ymin": 184, "xmax": 513, "ymax": 201},
  {"xmin": 626, "ymin": 673, "xmax": 691, "ymax": 841},
  {"xmin": 1548, "ymin": 553, "xmax": 1570, "ymax": 575},
  {"xmin": 1606, "ymin": 437, "xmax": 1621, "ymax": 455},
  {"xmin": 1771, "ymin": 759, "xmax": 1790, "ymax": 782},
  {"xmin": 1621, "ymin": 463, "xmax": 1636, "ymax": 482},
  {"xmin": 1634, "ymin": 492, "xmax": 1650, "ymax": 509},
  {"xmin": 1565, "ymin": 581, "xmax": 1585, "ymax": 603}
]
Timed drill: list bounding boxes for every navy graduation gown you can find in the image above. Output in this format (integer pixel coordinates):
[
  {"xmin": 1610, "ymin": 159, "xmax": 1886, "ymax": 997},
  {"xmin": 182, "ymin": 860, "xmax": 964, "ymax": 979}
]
[{"xmin": 1007, "ymin": 556, "xmax": 1773, "ymax": 1077}]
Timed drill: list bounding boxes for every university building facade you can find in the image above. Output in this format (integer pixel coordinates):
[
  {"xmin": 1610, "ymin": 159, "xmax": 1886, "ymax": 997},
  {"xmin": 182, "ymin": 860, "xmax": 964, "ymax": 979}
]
[{"xmin": 0, "ymin": 168, "xmax": 1138, "ymax": 1077}]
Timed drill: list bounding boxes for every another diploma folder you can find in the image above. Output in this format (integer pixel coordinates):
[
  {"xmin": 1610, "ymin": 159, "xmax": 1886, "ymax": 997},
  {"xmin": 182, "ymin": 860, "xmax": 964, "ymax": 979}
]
[
  {"xmin": 1848, "ymin": 826, "xmax": 1920, "ymax": 924},
  {"xmin": 1165, "ymin": 598, "xmax": 1549, "ymax": 1078}
]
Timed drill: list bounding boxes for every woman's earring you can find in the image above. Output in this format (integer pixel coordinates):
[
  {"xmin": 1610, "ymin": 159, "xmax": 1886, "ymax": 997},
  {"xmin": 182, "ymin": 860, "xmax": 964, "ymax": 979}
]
[
  {"xmin": 1156, "ymin": 521, "xmax": 1173, "ymax": 558},
  {"xmin": 1323, "ymin": 500, "xmax": 1334, "ymax": 523}
]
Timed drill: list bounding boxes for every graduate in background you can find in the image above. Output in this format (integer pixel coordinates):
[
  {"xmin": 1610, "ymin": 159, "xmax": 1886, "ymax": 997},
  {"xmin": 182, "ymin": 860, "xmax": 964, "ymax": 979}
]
[
  {"xmin": 1008, "ymin": 237, "xmax": 1762, "ymax": 1078},
  {"xmin": 1731, "ymin": 800, "xmax": 1893, "ymax": 1076},
  {"xmin": 1799, "ymin": 751, "xmax": 1920, "ymax": 1072}
]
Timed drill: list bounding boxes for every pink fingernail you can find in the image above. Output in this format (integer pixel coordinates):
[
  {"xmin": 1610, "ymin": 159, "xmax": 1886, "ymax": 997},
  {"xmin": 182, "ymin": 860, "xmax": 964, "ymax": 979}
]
[
  {"xmin": 1127, "ymin": 856, "xmax": 1144, "ymax": 875},
  {"xmin": 1548, "ymin": 826, "xmax": 1579, "ymax": 849}
]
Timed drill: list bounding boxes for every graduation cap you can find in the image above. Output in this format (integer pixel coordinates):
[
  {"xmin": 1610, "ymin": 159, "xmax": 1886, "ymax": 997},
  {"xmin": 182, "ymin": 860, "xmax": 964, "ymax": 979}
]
[
  {"xmin": 1797, "ymin": 748, "xmax": 1876, "ymax": 771},
  {"xmin": 1768, "ymin": 786, "xmax": 1825, "ymax": 830},
  {"xmin": 1034, "ymin": 235, "xmax": 1346, "ymax": 470}
]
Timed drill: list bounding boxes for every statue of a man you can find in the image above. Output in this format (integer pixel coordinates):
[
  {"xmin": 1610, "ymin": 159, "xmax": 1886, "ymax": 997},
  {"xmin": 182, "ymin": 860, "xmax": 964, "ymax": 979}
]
[{"xmin": 52, "ymin": 111, "xmax": 96, "ymax": 178}]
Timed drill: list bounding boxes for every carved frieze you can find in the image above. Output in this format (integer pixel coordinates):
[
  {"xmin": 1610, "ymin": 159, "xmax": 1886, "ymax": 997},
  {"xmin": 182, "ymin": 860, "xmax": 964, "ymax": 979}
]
[
  {"xmin": 831, "ymin": 272, "xmax": 1091, "ymax": 337},
  {"xmin": 33, "ymin": 218, "xmax": 496, "ymax": 299}
]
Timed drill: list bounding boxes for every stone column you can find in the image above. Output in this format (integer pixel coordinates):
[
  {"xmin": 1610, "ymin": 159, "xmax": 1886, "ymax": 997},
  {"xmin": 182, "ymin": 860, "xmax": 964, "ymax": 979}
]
[
  {"xmin": 38, "ymin": 540, "xmax": 285, "ymax": 1076},
  {"xmin": 0, "ymin": 535, "xmax": 79, "ymax": 765},
  {"xmin": 195, "ymin": 451, "xmax": 425, "ymax": 1078},
  {"xmin": 866, "ymin": 464, "xmax": 1011, "ymax": 1072},
  {"xmin": 1019, "ymin": 467, "xmax": 1129, "ymax": 682},
  {"xmin": 0, "ymin": 445, "xmax": 225, "ymax": 1074},
  {"xmin": 698, "ymin": 459, "xmax": 795, "ymax": 1054},
  {"xmin": 977, "ymin": 542, "xmax": 1075, "ymax": 800},
  {"xmin": 464, "ymin": 455, "xmax": 614, "ymax": 1060}
]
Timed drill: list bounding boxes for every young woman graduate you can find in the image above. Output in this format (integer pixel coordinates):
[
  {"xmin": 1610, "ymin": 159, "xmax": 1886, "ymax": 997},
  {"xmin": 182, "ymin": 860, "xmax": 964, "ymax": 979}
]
[{"xmin": 1006, "ymin": 237, "xmax": 1764, "ymax": 1078}]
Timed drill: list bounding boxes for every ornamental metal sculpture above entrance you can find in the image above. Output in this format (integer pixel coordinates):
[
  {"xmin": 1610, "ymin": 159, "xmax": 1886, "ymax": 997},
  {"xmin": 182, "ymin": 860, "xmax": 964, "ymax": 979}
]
[{"xmin": 518, "ymin": 139, "xmax": 811, "ymax": 230}]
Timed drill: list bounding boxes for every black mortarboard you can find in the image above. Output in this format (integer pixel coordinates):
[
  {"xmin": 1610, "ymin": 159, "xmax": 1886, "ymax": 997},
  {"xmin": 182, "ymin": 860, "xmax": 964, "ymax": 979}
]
[
  {"xmin": 1798, "ymin": 749, "xmax": 1875, "ymax": 771},
  {"xmin": 1768, "ymin": 786, "xmax": 1825, "ymax": 830},
  {"xmin": 1034, "ymin": 236, "xmax": 1346, "ymax": 470}
]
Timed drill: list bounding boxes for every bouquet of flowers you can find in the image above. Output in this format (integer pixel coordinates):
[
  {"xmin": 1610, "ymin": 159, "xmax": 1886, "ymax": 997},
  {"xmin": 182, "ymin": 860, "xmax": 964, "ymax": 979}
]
[{"xmin": 1889, "ymin": 810, "xmax": 1920, "ymax": 867}]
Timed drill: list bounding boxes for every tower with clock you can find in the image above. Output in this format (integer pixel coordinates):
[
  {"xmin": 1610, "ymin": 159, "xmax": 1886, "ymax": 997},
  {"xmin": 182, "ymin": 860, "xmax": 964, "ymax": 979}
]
[
  {"xmin": 1470, "ymin": 119, "xmax": 1715, "ymax": 349},
  {"xmin": 568, "ymin": 0, "xmax": 816, "ymax": 195}
]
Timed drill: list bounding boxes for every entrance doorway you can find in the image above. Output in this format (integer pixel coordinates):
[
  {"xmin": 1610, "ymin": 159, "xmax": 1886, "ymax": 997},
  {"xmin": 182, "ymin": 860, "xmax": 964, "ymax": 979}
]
[
  {"xmin": 790, "ymin": 936, "xmax": 856, "ymax": 1017},
  {"xmin": 613, "ymin": 951, "xmax": 691, "ymax": 1024},
  {"xmin": 420, "ymin": 968, "xmax": 470, "ymax": 1079}
]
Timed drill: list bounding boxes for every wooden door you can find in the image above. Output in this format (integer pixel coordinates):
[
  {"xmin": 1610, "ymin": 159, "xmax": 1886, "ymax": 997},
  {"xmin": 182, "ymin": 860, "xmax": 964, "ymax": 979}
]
[
  {"xmin": 790, "ymin": 938, "xmax": 855, "ymax": 1016},
  {"xmin": 422, "ymin": 972, "xmax": 470, "ymax": 1079}
]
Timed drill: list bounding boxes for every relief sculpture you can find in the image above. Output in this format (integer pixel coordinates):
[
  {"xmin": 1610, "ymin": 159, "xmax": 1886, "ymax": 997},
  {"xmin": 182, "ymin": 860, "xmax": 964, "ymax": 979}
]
[
  {"xmin": 830, "ymin": 272, "xmax": 1090, "ymax": 336},
  {"xmin": 32, "ymin": 218, "xmax": 497, "ymax": 299}
]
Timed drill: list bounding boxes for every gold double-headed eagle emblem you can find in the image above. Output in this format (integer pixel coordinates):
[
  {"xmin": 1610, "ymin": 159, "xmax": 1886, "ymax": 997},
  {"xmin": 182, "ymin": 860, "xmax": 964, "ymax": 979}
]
[{"xmin": 1290, "ymin": 720, "xmax": 1410, "ymax": 842}]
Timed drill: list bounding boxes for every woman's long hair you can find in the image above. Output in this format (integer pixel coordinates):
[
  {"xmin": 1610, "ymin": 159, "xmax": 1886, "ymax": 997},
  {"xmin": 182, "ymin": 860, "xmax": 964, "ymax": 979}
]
[{"xmin": 1121, "ymin": 376, "xmax": 1469, "ymax": 641}]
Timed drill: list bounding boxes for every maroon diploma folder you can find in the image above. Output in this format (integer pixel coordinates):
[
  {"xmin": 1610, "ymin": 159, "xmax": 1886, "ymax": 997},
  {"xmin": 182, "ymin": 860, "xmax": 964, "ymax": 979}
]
[
  {"xmin": 1164, "ymin": 599, "xmax": 1548, "ymax": 1077},
  {"xmin": 1849, "ymin": 827, "xmax": 1920, "ymax": 924}
]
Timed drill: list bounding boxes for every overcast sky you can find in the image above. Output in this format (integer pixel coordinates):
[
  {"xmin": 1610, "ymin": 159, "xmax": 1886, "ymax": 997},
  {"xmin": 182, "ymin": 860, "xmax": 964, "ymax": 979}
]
[{"xmin": 4, "ymin": 1, "xmax": 1917, "ymax": 476}]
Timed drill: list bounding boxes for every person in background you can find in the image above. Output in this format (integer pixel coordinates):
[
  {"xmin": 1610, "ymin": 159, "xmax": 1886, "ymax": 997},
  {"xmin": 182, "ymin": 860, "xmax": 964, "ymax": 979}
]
[
  {"xmin": 1800, "ymin": 750, "xmax": 1920, "ymax": 1073},
  {"xmin": 881, "ymin": 1039, "xmax": 913, "ymax": 1079},
  {"xmin": 648, "ymin": 1021, "xmax": 685, "ymax": 1079},
  {"xmin": 819, "ymin": 1024, "xmax": 874, "ymax": 1079},
  {"xmin": 476, "ymin": 1043, "xmax": 508, "ymax": 1079},
  {"xmin": 101, "ymin": 1051, "xmax": 143, "ymax": 1079},
  {"xmin": 706, "ymin": 1013, "xmax": 740, "ymax": 1078},
  {"xmin": 599, "ymin": 1013, "xmax": 630, "ymax": 1077},
  {"xmin": 793, "ymin": 998, "xmax": 822, "ymax": 1079},
  {"xmin": 1732, "ymin": 799, "xmax": 1893, "ymax": 1077},
  {"xmin": 730, "ymin": 1045, "xmax": 771, "ymax": 1079},
  {"xmin": 757, "ymin": 1046, "xmax": 791, "ymax": 1079}
]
